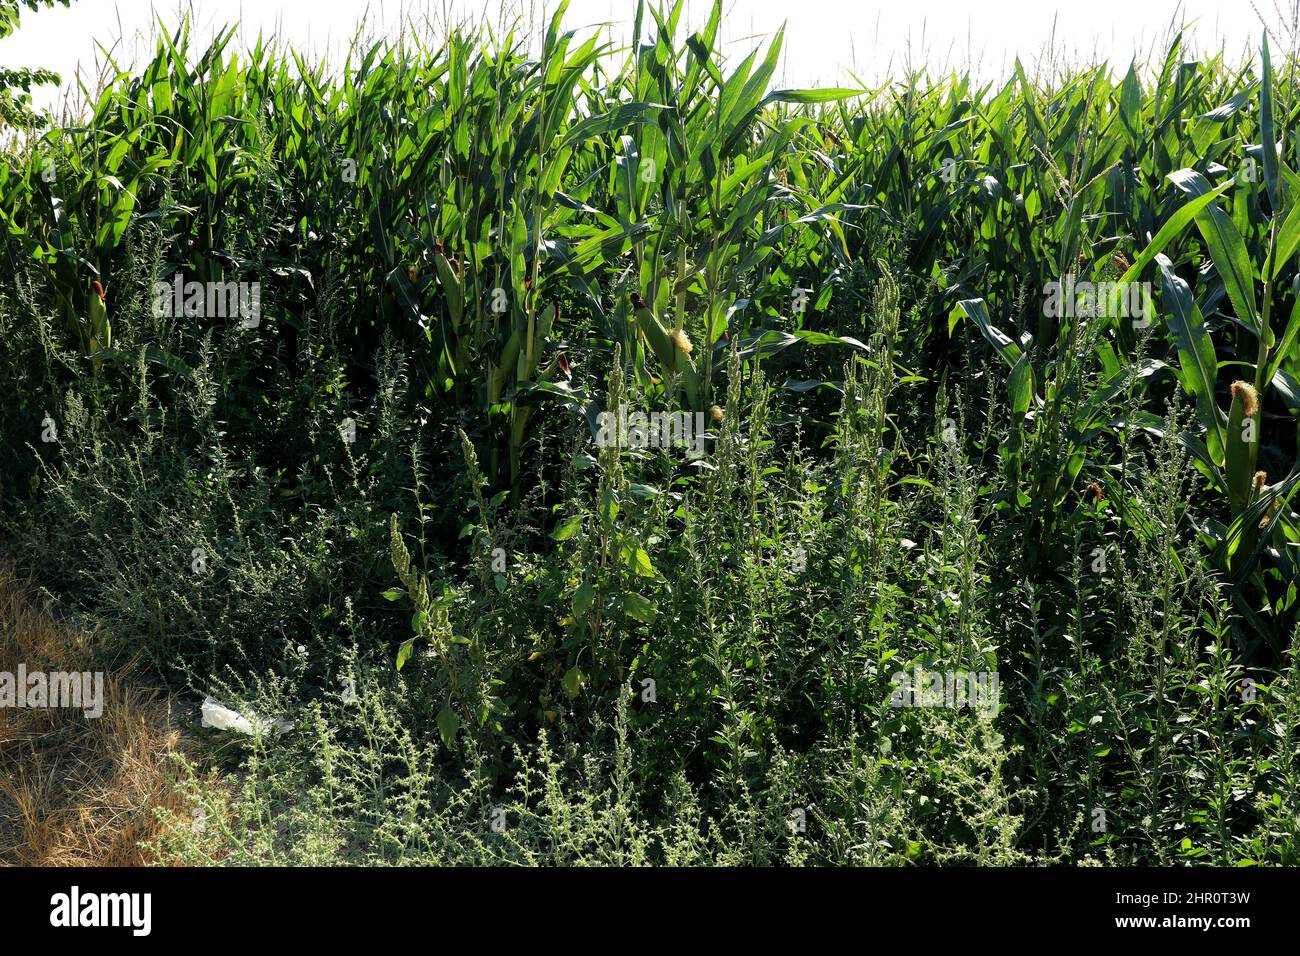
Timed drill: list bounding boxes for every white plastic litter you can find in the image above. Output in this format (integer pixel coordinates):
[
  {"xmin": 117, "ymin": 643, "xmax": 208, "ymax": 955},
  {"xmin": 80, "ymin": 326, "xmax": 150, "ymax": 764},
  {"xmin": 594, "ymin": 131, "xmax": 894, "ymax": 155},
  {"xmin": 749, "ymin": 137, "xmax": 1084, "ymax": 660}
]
[
  {"xmin": 341, "ymin": 678, "xmax": 358, "ymax": 704},
  {"xmin": 200, "ymin": 697, "xmax": 294, "ymax": 735}
]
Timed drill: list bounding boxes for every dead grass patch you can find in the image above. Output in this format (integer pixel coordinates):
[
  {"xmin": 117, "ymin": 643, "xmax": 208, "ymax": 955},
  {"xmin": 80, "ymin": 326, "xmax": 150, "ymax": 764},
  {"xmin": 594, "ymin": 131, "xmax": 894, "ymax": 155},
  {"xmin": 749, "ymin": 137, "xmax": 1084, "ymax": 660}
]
[{"xmin": 0, "ymin": 560, "xmax": 198, "ymax": 866}]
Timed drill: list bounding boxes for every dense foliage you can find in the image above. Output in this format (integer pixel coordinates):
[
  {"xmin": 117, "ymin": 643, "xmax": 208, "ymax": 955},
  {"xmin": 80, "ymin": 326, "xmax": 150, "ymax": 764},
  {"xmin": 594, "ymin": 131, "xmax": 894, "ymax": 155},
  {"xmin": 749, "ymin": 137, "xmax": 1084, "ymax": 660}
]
[{"xmin": 2, "ymin": 1, "xmax": 1299, "ymax": 864}]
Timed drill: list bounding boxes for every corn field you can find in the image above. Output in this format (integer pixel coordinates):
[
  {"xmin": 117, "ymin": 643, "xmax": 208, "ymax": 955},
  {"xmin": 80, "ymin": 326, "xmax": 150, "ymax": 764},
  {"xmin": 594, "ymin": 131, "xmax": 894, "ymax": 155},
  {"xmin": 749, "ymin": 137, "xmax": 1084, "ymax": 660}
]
[{"xmin": 2, "ymin": 0, "xmax": 1300, "ymax": 870}]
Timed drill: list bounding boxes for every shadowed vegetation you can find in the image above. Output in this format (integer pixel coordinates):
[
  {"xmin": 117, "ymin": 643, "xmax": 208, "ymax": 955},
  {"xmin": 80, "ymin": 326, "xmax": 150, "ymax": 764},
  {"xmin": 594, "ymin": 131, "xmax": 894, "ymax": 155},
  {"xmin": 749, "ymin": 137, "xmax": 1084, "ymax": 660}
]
[{"xmin": 2, "ymin": 0, "xmax": 1300, "ymax": 865}]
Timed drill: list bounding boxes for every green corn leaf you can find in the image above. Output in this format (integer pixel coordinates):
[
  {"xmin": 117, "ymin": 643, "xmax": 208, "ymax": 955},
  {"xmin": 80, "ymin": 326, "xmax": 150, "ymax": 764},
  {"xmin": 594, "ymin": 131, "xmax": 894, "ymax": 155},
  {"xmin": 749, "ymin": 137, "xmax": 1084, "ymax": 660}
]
[
  {"xmin": 1260, "ymin": 37, "xmax": 1280, "ymax": 209},
  {"xmin": 1157, "ymin": 254, "xmax": 1226, "ymax": 466},
  {"xmin": 1167, "ymin": 168, "xmax": 1260, "ymax": 338}
]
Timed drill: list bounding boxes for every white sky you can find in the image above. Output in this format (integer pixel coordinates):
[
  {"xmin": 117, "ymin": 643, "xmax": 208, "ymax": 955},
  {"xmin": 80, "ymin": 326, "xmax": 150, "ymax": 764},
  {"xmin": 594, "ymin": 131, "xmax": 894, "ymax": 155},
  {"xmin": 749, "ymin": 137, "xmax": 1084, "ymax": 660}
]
[{"xmin": 0, "ymin": 0, "xmax": 1288, "ymax": 110}]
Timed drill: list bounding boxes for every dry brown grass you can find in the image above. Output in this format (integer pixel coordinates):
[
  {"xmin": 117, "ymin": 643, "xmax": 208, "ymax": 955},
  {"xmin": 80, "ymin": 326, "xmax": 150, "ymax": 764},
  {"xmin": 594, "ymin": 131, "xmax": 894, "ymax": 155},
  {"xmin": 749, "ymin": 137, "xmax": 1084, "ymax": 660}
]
[{"xmin": 0, "ymin": 560, "xmax": 197, "ymax": 866}]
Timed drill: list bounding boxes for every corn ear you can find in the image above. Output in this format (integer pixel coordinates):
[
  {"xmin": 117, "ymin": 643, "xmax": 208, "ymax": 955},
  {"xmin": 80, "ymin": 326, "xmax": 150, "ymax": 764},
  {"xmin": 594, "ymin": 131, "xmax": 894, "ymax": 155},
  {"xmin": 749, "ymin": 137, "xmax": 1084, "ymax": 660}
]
[{"xmin": 1224, "ymin": 381, "xmax": 1260, "ymax": 514}]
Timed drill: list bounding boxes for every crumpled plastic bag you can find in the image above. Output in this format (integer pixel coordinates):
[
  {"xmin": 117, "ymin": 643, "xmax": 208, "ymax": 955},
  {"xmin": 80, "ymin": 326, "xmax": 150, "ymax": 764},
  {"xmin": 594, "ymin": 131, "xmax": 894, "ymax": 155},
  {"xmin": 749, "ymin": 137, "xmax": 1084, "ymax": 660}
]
[{"xmin": 200, "ymin": 697, "xmax": 294, "ymax": 736}]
